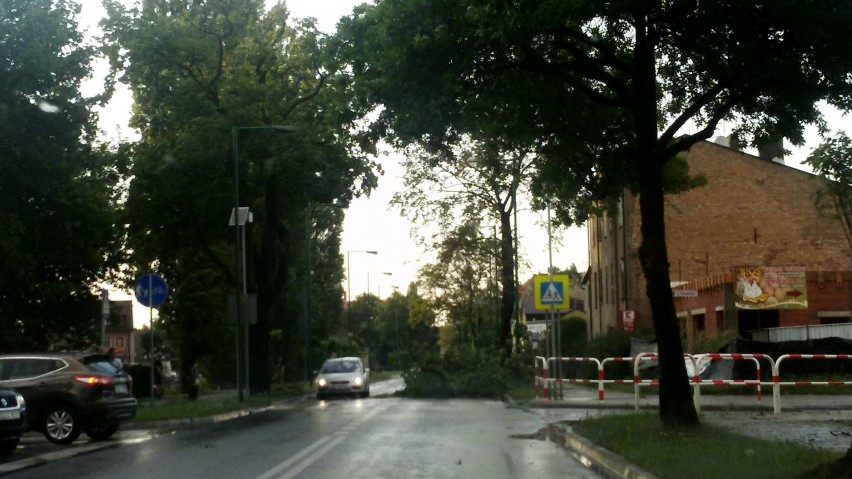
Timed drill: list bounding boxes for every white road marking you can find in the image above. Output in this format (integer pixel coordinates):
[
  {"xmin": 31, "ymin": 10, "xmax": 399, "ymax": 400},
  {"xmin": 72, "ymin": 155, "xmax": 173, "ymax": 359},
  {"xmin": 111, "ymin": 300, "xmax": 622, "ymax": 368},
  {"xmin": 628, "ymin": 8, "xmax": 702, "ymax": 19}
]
[
  {"xmin": 252, "ymin": 436, "xmax": 335, "ymax": 479},
  {"xmin": 274, "ymin": 435, "xmax": 346, "ymax": 479},
  {"xmin": 253, "ymin": 402, "xmax": 389, "ymax": 479}
]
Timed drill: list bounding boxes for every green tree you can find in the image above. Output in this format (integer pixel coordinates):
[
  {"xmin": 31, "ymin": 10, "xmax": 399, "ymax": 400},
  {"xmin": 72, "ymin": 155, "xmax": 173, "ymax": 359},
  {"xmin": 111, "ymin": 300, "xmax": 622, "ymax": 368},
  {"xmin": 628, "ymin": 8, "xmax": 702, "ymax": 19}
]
[
  {"xmin": 376, "ymin": 289, "xmax": 408, "ymax": 368},
  {"xmin": 806, "ymin": 132, "xmax": 852, "ymax": 251},
  {"xmin": 303, "ymin": 205, "xmax": 347, "ymax": 378},
  {"xmin": 0, "ymin": 0, "xmax": 126, "ymax": 351},
  {"xmin": 806, "ymin": 134, "xmax": 852, "ymax": 470},
  {"xmin": 417, "ymin": 222, "xmax": 501, "ymax": 352},
  {"xmin": 348, "ymin": 293, "xmax": 379, "ymax": 366},
  {"xmin": 392, "ymin": 141, "xmax": 530, "ymax": 357},
  {"xmin": 102, "ymin": 0, "xmax": 377, "ymax": 395},
  {"xmin": 383, "ymin": 284, "xmax": 439, "ymax": 370},
  {"xmin": 335, "ymin": 0, "xmax": 852, "ymax": 426}
]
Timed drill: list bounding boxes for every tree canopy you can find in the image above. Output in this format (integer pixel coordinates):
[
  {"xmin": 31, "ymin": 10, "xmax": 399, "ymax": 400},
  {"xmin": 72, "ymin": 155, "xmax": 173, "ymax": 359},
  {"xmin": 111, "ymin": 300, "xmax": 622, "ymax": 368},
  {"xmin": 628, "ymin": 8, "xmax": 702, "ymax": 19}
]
[
  {"xmin": 101, "ymin": 0, "xmax": 378, "ymax": 392},
  {"xmin": 0, "ymin": 0, "xmax": 126, "ymax": 351},
  {"xmin": 333, "ymin": 0, "xmax": 852, "ymax": 426},
  {"xmin": 806, "ymin": 132, "xmax": 852, "ymax": 251},
  {"xmin": 392, "ymin": 139, "xmax": 532, "ymax": 356}
]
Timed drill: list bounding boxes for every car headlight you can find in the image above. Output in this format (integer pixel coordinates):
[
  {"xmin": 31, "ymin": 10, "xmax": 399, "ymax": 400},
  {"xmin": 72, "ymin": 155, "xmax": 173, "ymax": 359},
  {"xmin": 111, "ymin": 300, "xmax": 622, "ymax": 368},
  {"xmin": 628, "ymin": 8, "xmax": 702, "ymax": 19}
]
[
  {"xmin": 317, "ymin": 378, "xmax": 328, "ymax": 388},
  {"xmin": 15, "ymin": 393, "xmax": 25, "ymax": 409},
  {"xmin": 353, "ymin": 377, "xmax": 363, "ymax": 387}
]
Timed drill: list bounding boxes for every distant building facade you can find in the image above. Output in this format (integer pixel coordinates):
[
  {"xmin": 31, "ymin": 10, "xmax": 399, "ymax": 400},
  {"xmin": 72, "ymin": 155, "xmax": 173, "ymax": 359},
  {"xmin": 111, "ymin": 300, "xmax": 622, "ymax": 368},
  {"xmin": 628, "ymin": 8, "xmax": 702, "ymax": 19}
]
[
  {"xmin": 106, "ymin": 300, "xmax": 134, "ymax": 363},
  {"xmin": 586, "ymin": 139, "xmax": 852, "ymax": 348}
]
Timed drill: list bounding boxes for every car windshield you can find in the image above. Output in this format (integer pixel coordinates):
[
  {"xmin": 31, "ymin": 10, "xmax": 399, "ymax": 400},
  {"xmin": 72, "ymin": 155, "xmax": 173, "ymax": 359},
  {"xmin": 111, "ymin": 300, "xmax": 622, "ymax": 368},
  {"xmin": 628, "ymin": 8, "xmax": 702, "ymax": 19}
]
[{"xmin": 321, "ymin": 360, "xmax": 360, "ymax": 374}]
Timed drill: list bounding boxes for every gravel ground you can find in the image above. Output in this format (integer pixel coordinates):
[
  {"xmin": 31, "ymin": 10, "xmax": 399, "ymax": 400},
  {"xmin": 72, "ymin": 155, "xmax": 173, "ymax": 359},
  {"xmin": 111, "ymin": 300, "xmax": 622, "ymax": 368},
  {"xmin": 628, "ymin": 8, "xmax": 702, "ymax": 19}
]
[{"xmin": 701, "ymin": 409, "xmax": 852, "ymax": 453}]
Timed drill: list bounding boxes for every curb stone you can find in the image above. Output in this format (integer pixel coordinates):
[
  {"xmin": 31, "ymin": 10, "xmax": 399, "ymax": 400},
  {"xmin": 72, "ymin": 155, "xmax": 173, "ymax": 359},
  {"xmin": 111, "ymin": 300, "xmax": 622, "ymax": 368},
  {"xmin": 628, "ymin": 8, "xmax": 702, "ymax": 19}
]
[{"xmin": 549, "ymin": 423, "xmax": 660, "ymax": 479}]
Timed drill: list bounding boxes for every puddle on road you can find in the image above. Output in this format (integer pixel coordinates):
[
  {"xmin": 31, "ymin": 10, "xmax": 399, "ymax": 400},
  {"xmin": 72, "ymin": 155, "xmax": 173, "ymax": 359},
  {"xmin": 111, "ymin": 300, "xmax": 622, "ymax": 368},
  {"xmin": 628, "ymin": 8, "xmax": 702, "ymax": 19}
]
[
  {"xmin": 509, "ymin": 421, "xmax": 571, "ymax": 442},
  {"xmin": 510, "ymin": 422, "xmax": 601, "ymax": 474}
]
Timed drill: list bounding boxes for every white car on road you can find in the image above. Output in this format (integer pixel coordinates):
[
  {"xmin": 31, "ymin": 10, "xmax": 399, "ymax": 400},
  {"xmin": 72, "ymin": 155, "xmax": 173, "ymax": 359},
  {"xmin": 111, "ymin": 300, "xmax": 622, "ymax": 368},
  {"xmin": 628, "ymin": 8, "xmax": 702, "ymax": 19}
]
[{"xmin": 315, "ymin": 357, "xmax": 370, "ymax": 399}]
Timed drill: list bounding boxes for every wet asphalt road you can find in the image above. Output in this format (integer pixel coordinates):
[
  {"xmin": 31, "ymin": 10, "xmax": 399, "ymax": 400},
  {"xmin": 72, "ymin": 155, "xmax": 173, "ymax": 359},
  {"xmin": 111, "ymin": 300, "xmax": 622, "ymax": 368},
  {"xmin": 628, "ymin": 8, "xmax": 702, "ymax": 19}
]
[{"xmin": 0, "ymin": 380, "xmax": 608, "ymax": 479}]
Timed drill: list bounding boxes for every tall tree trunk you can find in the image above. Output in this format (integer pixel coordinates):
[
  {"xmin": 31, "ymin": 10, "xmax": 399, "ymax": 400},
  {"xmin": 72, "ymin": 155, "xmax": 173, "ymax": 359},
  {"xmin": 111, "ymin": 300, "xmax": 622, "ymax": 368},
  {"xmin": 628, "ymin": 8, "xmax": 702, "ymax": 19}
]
[
  {"xmin": 250, "ymin": 180, "xmax": 291, "ymax": 394},
  {"xmin": 633, "ymin": 12, "xmax": 699, "ymax": 427},
  {"xmin": 637, "ymin": 181, "xmax": 700, "ymax": 427},
  {"xmin": 499, "ymin": 210, "xmax": 515, "ymax": 357}
]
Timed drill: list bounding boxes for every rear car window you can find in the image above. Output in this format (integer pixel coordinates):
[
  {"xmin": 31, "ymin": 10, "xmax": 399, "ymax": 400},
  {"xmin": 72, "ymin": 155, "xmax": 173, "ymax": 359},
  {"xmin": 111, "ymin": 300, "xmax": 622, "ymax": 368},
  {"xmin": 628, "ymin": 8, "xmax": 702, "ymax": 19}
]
[{"xmin": 84, "ymin": 358, "xmax": 119, "ymax": 375}]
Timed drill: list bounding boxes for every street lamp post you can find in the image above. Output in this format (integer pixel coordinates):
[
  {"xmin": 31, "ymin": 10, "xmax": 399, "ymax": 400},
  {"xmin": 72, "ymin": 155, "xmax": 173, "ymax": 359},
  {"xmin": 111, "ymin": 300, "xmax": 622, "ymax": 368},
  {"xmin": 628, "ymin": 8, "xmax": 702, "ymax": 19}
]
[
  {"xmin": 367, "ymin": 272, "xmax": 393, "ymax": 298},
  {"xmin": 391, "ymin": 285, "xmax": 400, "ymax": 361},
  {"xmin": 229, "ymin": 206, "xmax": 253, "ymax": 401},
  {"xmin": 365, "ymin": 271, "xmax": 392, "ymax": 369},
  {"xmin": 346, "ymin": 250, "xmax": 378, "ymax": 323},
  {"xmin": 304, "ymin": 203, "xmax": 345, "ymax": 381},
  {"xmin": 232, "ymin": 124, "xmax": 297, "ymax": 402},
  {"xmin": 304, "ymin": 206, "xmax": 311, "ymax": 382}
]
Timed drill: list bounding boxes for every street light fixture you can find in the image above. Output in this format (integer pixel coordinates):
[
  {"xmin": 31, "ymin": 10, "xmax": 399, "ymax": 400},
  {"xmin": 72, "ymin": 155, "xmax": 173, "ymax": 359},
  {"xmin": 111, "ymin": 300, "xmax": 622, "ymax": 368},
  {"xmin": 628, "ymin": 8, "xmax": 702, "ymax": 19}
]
[
  {"xmin": 367, "ymin": 272, "xmax": 393, "ymax": 298},
  {"xmin": 232, "ymin": 124, "xmax": 297, "ymax": 402}
]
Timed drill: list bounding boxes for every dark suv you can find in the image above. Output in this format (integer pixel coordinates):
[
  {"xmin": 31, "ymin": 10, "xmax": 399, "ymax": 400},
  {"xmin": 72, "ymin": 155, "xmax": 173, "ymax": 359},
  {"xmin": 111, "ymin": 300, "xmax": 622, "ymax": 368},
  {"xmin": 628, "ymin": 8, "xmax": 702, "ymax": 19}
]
[
  {"xmin": 0, "ymin": 353, "xmax": 137, "ymax": 444},
  {"xmin": 0, "ymin": 388, "xmax": 26, "ymax": 454}
]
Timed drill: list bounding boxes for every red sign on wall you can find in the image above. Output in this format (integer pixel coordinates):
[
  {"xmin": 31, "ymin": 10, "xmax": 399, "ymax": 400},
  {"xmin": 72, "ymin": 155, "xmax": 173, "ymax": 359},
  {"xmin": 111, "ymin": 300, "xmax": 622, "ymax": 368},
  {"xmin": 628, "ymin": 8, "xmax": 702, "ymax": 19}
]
[{"xmin": 621, "ymin": 310, "xmax": 636, "ymax": 332}]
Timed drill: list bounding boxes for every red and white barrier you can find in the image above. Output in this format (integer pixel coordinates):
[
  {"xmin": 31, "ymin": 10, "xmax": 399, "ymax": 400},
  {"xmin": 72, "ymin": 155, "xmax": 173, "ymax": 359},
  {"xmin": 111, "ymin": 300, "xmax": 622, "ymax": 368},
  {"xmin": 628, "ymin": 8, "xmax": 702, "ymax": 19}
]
[
  {"xmin": 772, "ymin": 354, "xmax": 852, "ymax": 413},
  {"xmin": 547, "ymin": 356, "xmax": 602, "ymax": 401},
  {"xmin": 632, "ymin": 352, "xmax": 700, "ymax": 411},
  {"xmin": 600, "ymin": 356, "xmax": 634, "ymax": 401},
  {"xmin": 534, "ymin": 356, "xmax": 548, "ymax": 399},
  {"xmin": 531, "ymin": 351, "xmax": 851, "ymax": 414},
  {"xmin": 693, "ymin": 353, "xmax": 772, "ymax": 407}
]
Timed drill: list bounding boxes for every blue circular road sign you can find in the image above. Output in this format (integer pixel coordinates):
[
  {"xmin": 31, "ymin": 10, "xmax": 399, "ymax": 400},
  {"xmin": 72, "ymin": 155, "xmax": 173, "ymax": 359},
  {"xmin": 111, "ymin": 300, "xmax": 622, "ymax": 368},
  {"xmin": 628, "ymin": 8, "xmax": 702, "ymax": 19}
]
[{"xmin": 134, "ymin": 273, "xmax": 169, "ymax": 308}]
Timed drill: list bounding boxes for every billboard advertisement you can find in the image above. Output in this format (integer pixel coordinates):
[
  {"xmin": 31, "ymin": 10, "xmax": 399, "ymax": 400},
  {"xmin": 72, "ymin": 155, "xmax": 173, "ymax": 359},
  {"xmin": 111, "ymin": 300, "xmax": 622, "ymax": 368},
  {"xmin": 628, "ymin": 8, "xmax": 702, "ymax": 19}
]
[{"xmin": 734, "ymin": 266, "xmax": 807, "ymax": 310}]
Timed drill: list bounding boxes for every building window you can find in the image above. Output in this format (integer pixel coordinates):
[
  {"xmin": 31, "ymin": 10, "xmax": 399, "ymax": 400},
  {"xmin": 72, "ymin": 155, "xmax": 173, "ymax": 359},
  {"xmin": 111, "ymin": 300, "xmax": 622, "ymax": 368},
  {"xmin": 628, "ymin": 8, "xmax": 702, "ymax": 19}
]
[{"xmin": 695, "ymin": 314, "xmax": 705, "ymax": 339}]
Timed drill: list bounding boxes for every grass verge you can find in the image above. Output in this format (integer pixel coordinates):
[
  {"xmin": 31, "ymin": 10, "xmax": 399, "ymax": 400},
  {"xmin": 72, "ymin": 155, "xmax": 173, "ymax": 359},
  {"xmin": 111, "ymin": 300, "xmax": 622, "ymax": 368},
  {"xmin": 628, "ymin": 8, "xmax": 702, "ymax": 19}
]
[
  {"xmin": 132, "ymin": 372, "xmax": 400, "ymax": 423},
  {"xmin": 570, "ymin": 413, "xmax": 841, "ymax": 479},
  {"xmin": 132, "ymin": 382, "xmax": 313, "ymax": 423}
]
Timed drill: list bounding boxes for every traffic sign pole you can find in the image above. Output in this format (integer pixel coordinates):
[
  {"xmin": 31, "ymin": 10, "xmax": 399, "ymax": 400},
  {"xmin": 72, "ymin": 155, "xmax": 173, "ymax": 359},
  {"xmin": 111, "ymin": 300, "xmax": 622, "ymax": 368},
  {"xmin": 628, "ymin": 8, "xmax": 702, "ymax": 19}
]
[
  {"xmin": 149, "ymin": 275, "xmax": 154, "ymax": 406},
  {"xmin": 134, "ymin": 273, "xmax": 168, "ymax": 406},
  {"xmin": 101, "ymin": 289, "xmax": 109, "ymax": 349}
]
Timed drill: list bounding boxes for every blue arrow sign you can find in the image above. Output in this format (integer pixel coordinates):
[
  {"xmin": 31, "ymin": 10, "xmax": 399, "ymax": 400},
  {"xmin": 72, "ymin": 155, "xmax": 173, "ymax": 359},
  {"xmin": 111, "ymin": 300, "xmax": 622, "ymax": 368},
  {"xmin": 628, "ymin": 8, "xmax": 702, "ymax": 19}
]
[{"xmin": 134, "ymin": 273, "xmax": 169, "ymax": 308}]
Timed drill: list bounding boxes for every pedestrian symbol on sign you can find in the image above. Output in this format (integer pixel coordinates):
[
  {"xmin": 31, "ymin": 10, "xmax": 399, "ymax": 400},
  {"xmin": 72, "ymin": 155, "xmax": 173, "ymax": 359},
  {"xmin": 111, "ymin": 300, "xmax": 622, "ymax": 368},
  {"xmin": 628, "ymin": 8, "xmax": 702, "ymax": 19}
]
[
  {"xmin": 542, "ymin": 283, "xmax": 563, "ymax": 303},
  {"xmin": 533, "ymin": 274, "xmax": 570, "ymax": 309}
]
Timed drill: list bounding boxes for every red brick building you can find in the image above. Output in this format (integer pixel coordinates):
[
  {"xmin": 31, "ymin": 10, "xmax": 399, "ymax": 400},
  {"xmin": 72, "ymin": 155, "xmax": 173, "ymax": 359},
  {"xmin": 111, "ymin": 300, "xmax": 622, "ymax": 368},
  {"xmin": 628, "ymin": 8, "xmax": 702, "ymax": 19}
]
[
  {"xmin": 587, "ymin": 139, "xmax": 852, "ymax": 348},
  {"xmin": 106, "ymin": 300, "xmax": 134, "ymax": 363}
]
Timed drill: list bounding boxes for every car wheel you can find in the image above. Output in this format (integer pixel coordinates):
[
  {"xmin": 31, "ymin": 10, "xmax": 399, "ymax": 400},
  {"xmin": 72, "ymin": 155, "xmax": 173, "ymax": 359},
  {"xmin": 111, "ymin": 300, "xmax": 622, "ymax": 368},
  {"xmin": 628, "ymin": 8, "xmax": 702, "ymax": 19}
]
[
  {"xmin": 84, "ymin": 423, "xmax": 119, "ymax": 441},
  {"xmin": 360, "ymin": 389, "xmax": 370, "ymax": 398},
  {"xmin": 43, "ymin": 405, "xmax": 81, "ymax": 444},
  {"xmin": 0, "ymin": 438, "xmax": 19, "ymax": 455}
]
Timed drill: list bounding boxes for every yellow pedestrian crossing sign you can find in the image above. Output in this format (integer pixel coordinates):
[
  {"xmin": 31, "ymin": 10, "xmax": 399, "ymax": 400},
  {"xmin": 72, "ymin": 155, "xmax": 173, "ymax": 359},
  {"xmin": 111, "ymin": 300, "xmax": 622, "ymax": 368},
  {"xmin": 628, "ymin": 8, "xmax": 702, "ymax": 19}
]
[{"xmin": 534, "ymin": 274, "xmax": 570, "ymax": 309}]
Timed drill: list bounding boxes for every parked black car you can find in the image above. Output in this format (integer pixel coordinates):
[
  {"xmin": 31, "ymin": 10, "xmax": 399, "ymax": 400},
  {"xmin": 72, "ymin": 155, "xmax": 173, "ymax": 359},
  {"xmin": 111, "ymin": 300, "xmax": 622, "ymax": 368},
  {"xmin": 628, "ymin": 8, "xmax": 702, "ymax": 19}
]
[
  {"xmin": 0, "ymin": 388, "xmax": 26, "ymax": 454},
  {"xmin": 0, "ymin": 353, "xmax": 137, "ymax": 444}
]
